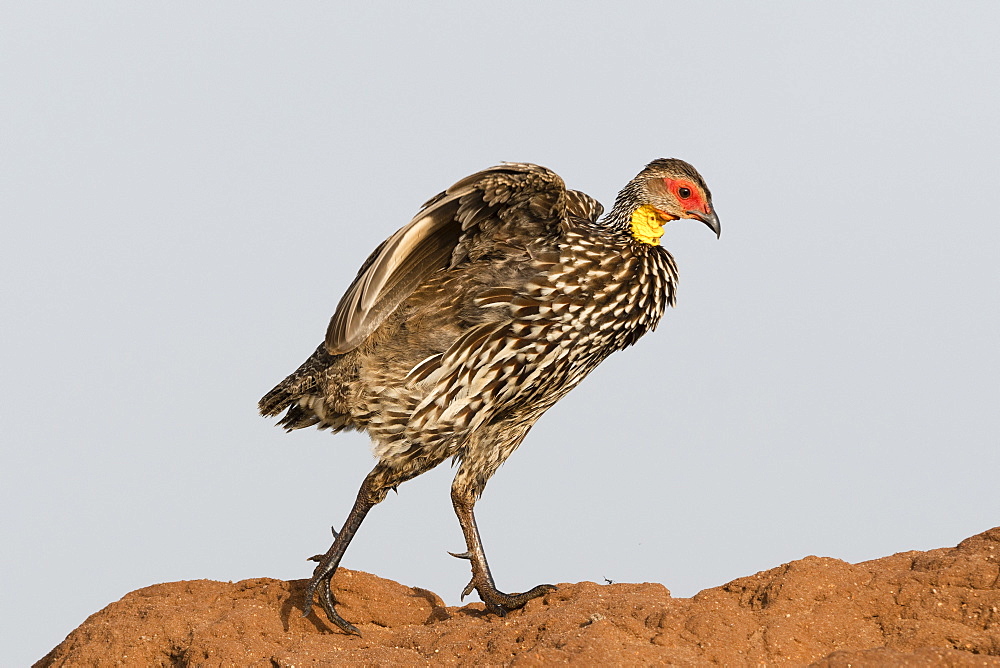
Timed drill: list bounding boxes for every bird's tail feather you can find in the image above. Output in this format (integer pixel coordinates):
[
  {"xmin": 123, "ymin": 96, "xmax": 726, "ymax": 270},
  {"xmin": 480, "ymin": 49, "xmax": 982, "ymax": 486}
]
[{"xmin": 259, "ymin": 378, "xmax": 354, "ymax": 432}]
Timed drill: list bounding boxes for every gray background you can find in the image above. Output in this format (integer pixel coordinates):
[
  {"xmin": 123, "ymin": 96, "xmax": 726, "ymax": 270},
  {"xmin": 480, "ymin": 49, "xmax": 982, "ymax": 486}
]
[{"xmin": 3, "ymin": 2, "xmax": 998, "ymax": 664}]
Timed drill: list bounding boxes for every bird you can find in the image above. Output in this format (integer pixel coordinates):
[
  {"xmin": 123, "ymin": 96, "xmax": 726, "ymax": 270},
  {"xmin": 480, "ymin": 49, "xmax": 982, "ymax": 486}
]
[{"xmin": 259, "ymin": 159, "xmax": 720, "ymax": 634}]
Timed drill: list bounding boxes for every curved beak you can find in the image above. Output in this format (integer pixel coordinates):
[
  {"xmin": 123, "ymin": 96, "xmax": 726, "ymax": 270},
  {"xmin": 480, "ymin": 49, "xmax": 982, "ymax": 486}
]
[{"xmin": 685, "ymin": 208, "xmax": 721, "ymax": 238}]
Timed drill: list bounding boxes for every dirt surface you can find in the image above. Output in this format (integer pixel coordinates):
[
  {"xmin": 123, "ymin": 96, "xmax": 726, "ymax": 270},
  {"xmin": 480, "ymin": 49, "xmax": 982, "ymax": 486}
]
[{"xmin": 38, "ymin": 528, "xmax": 1000, "ymax": 666}]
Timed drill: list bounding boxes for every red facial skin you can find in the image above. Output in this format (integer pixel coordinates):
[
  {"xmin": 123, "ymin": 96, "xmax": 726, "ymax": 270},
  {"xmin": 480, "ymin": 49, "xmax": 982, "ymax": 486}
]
[{"xmin": 663, "ymin": 178, "xmax": 711, "ymax": 216}]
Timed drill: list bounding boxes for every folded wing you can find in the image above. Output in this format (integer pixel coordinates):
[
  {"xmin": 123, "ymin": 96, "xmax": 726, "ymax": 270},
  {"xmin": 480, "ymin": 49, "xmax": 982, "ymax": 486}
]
[{"xmin": 325, "ymin": 162, "xmax": 600, "ymax": 355}]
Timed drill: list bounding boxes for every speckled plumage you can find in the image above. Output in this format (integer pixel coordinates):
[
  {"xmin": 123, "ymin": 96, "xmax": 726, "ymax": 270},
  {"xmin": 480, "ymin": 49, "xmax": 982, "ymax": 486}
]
[{"xmin": 259, "ymin": 159, "xmax": 719, "ymax": 634}]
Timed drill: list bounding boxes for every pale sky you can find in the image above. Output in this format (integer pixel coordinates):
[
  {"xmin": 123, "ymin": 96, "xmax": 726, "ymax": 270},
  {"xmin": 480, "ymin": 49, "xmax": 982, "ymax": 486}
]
[{"xmin": 3, "ymin": 3, "xmax": 999, "ymax": 664}]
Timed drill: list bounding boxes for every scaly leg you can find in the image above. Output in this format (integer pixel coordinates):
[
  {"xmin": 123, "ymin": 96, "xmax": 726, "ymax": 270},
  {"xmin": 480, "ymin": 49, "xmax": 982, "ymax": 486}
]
[
  {"xmin": 303, "ymin": 468, "xmax": 385, "ymax": 635},
  {"xmin": 450, "ymin": 479, "xmax": 556, "ymax": 615}
]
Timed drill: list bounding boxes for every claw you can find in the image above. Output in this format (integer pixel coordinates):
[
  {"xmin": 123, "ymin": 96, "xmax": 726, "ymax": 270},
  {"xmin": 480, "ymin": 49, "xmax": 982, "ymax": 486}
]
[
  {"xmin": 302, "ymin": 579, "xmax": 318, "ymax": 618},
  {"xmin": 302, "ymin": 572, "xmax": 362, "ymax": 635},
  {"xmin": 308, "ymin": 526, "xmax": 339, "ymax": 561},
  {"xmin": 460, "ymin": 579, "xmax": 475, "ymax": 600},
  {"xmin": 448, "ymin": 550, "xmax": 472, "ymax": 560},
  {"xmin": 318, "ymin": 576, "xmax": 361, "ymax": 636},
  {"xmin": 477, "ymin": 582, "xmax": 557, "ymax": 613}
]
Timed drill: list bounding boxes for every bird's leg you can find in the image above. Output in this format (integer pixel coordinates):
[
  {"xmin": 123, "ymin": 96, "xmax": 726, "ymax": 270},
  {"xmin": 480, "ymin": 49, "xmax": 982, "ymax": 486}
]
[
  {"xmin": 450, "ymin": 480, "xmax": 556, "ymax": 615},
  {"xmin": 303, "ymin": 468, "xmax": 387, "ymax": 635}
]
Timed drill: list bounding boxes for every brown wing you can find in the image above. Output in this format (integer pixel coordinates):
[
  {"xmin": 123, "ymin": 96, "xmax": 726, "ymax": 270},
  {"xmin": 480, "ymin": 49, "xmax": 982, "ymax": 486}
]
[
  {"xmin": 565, "ymin": 189, "xmax": 604, "ymax": 222},
  {"xmin": 324, "ymin": 162, "xmax": 580, "ymax": 355}
]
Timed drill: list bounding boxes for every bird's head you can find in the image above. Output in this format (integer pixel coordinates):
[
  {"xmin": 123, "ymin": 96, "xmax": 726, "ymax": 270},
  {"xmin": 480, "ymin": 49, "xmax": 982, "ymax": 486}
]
[{"xmin": 613, "ymin": 158, "xmax": 720, "ymax": 245}]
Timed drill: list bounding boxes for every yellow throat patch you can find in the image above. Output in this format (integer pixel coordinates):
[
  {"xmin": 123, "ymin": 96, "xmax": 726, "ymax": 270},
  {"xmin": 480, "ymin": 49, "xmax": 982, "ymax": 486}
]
[{"xmin": 630, "ymin": 205, "xmax": 672, "ymax": 246}]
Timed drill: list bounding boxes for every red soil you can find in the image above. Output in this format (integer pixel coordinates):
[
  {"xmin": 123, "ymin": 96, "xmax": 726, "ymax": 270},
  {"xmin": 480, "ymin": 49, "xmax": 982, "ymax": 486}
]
[{"xmin": 37, "ymin": 528, "xmax": 1000, "ymax": 666}]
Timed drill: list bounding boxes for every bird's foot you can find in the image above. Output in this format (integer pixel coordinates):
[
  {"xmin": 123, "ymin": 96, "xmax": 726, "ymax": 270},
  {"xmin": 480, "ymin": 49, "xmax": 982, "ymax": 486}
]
[
  {"xmin": 462, "ymin": 577, "xmax": 557, "ymax": 615},
  {"xmin": 302, "ymin": 570, "xmax": 361, "ymax": 636},
  {"xmin": 448, "ymin": 548, "xmax": 556, "ymax": 614}
]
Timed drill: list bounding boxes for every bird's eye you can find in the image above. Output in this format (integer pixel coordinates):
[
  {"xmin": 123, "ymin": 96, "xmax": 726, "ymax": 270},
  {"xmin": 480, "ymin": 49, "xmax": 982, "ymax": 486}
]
[{"xmin": 678, "ymin": 187, "xmax": 692, "ymax": 199}]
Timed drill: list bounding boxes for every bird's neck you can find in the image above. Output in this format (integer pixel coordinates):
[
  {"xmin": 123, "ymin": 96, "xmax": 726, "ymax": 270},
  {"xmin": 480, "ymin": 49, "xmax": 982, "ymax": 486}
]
[{"xmin": 603, "ymin": 195, "xmax": 672, "ymax": 247}]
